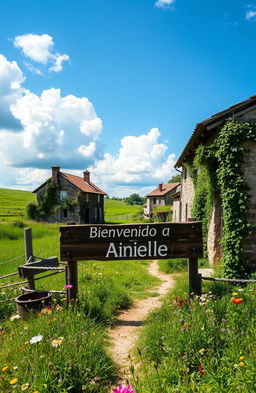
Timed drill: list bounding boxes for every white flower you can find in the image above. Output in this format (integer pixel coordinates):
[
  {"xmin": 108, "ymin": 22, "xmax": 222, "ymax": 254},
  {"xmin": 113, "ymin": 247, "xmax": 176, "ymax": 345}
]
[
  {"xmin": 30, "ymin": 334, "xmax": 43, "ymax": 344},
  {"xmin": 51, "ymin": 337, "xmax": 64, "ymax": 347},
  {"xmin": 10, "ymin": 314, "xmax": 21, "ymax": 321}
]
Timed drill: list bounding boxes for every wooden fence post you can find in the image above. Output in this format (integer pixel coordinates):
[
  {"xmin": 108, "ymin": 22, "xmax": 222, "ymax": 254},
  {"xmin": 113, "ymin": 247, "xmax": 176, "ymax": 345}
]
[
  {"xmin": 66, "ymin": 260, "xmax": 78, "ymax": 306},
  {"xmin": 188, "ymin": 257, "xmax": 201, "ymax": 298},
  {"xmin": 24, "ymin": 228, "xmax": 35, "ymax": 290}
]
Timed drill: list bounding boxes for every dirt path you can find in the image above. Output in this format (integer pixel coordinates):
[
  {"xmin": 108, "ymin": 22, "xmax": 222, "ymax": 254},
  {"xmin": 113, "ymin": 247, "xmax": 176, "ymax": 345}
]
[
  {"xmin": 108, "ymin": 262, "xmax": 214, "ymax": 385},
  {"xmin": 108, "ymin": 260, "xmax": 175, "ymax": 383}
]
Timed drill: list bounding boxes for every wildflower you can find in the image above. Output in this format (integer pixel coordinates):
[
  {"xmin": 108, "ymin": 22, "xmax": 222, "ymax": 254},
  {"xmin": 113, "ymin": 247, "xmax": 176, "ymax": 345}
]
[
  {"xmin": 239, "ymin": 356, "xmax": 245, "ymax": 360},
  {"xmin": 21, "ymin": 383, "xmax": 29, "ymax": 390},
  {"xmin": 112, "ymin": 385, "xmax": 135, "ymax": 393},
  {"xmin": 198, "ymin": 364, "xmax": 205, "ymax": 376},
  {"xmin": 64, "ymin": 284, "xmax": 73, "ymax": 289},
  {"xmin": 40, "ymin": 307, "xmax": 52, "ymax": 315},
  {"xmin": 10, "ymin": 314, "xmax": 20, "ymax": 321},
  {"xmin": 2, "ymin": 366, "xmax": 8, "ymax": 371},
  {"xmin": 30, "ymin": 335, "xmax": 43, "ymax": 344},
  {"xmin": 179, "ymin": 318, "xmax": 185, "ymax": 324},
  {"xmin": 239, "ymin": 362, "xmax": 245, "ymax": 367},
  {"xmin": 51, "ymin": 337, "xmax": 64, "ymax": 347},
  {"xmin": 10, "ymin": 378, "xmax": 18, "ymax": 385},
  {"xmin": 199, "ymin": 348, "xmax": 206, "ymax": 354},
  {"xmin": 231, "ymin": 298, "xmax": 243, "ymax": 304},
  {"xmin": 232, "ymin": 292, "xmax": 238, "ymax": 296}
]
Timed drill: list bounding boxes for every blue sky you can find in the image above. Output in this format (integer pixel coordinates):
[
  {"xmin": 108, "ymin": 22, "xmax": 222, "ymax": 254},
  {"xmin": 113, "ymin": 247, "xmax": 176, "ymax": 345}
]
[{"xmin": 0, "ymin": 0, "xmax": 256, "ymax": 196}]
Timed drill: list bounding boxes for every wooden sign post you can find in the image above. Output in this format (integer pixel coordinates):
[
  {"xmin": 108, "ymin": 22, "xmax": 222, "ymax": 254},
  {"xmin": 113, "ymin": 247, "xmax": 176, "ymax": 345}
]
[{"xmin": 60, "ymin": 222, "xmax": 203, "ymax": 302}]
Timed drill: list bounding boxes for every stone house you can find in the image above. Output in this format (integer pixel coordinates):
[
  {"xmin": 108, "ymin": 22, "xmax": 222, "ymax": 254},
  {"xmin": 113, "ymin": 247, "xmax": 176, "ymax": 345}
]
[
  {"xmin": 33, "ymin": 166, "xmax": 106, "ymax": 224},
  {"xmin": 144, "ymin": 183, "xmax": 180, "ymax": 220},
  {"xmin": 173, "ymin": 95, "xmax": 256, "ymax": 266}
]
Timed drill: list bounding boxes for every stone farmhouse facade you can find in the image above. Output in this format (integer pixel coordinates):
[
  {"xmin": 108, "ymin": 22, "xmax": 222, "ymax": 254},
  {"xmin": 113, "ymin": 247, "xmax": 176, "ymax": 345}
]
[
  {"xmin": 173, "ymin": 95, "xmax": 256, "ymax": 266},
  {"xmin": 33, "ymin": 166, "xmax": 106, "ymax": 224},
  {"xmin": 144, "ymin": 183, "xmax": 180, "ymax": 220}
]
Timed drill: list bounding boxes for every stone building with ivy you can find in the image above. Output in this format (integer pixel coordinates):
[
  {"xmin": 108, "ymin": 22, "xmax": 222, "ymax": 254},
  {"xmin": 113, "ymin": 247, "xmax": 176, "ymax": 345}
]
[
  {"xmin": 173, "ymin": 95, "xmax": 256, "ymax": 277},
  {"xmin": 33, "ymin": 166, "xmax": 106, "ymax": 224}
]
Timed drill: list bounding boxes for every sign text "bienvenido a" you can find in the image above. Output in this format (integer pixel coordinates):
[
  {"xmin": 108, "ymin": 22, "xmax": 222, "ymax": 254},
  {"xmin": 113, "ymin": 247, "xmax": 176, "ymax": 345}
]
[{"xmin": 89, "ymin": 225, "xmax": 171, "ymax": 258}]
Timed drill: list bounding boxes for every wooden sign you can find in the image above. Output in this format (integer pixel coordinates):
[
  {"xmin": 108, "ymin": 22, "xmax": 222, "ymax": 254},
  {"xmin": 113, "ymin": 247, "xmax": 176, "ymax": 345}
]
[
  {"xmin": 60, "ymin": 222, "xmax": 203, "ymax": 261},
  {"xmin": 18, "ymin": 257, "xmax": 59, "ymax": 278}
]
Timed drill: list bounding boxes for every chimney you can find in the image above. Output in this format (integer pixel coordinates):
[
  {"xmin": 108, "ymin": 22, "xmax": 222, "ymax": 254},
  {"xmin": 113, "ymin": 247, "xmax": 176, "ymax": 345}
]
[
  {"xmin": 52, "ymin": 165, "xmax": 60, "ymax": 186},
  {"xmin": 83, "ymin": 170, "xmax": 90, "ymax": 183},
  {"xmin": 159, "ymin": 183, "xmax": 163, "ymax": 192}
]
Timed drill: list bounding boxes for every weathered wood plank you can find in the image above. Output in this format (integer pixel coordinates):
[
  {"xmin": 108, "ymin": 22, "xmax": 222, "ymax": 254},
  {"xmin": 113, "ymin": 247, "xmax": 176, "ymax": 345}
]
[{"xmin": 18, "ymin": 257, "xmax": 59, "ymax": 278}]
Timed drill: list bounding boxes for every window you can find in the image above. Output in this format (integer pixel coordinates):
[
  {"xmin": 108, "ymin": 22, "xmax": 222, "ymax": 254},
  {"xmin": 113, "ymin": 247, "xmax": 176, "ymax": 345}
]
[
  {"xmin": 60, "ymin": 190, "xmax": 68, "ymax": 200},
  {"xmin": 62, "ymin": 208, "xmax": 68, "ymax": 218},
  {"xmin": 153, "ymin": 197, "xmax": 156, "ymax": 204}
]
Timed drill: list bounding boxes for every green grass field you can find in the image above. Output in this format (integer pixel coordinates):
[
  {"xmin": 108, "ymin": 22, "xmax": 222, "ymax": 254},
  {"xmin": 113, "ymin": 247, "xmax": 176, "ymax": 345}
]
[
  {"xmin": 0, "ymin": 188, "xmax": 36, "ymax": 222},
  {"xmin": 0, "ymin": 188, "xmax": 158, "ymax": 392}
]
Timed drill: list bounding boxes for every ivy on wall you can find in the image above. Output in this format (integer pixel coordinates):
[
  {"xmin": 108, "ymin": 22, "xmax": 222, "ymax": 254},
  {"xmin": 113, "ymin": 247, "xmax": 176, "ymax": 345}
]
[
  {"xmin": 186, "ymin": 120, "xmax": 256, "ymax": 278},
  {"xmin": 27, "ymin": 181, "xmax": 77, "ymax": 221}
]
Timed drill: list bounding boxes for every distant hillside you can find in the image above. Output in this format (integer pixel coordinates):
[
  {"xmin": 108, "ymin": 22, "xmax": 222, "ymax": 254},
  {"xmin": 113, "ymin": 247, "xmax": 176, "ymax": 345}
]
[{"xmin": 0, "ymin": 188, "xmax": 36, "ymax": 222}]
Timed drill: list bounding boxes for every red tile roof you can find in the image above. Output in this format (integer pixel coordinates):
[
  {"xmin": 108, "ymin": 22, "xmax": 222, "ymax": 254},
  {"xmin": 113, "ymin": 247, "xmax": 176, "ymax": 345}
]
[
  {"xmin": 147, "ymin": 183, "xmax": 180, "ymax": 197},
  {"xmin": 61, "ymin": 172, "xmax": 106, "ymax": 195},
  {"xmin": 33, "ymin": 171, "xmax": 106, "ymax": 195}
]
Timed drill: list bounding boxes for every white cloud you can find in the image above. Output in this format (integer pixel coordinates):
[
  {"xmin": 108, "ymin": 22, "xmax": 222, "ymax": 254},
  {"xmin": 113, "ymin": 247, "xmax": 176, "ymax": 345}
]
[
  {"xmin": 49, "ymin": 54, "xmax": 70, "ymax": 72},
  {"xmin": 155, "ymin": 0, "xmax": 175, "ymax": 9},
  {"xmin": 0, "ymin": 55, "xmax": 103, "ymax": 172},
  {"xmin": 90, "ymin": 128, "xmax": 177, "ymax": 196},
  {"xmin": 0, "ymin": 54, "xmax": 25, "ymax": 131},
  {"xmin": 14, "ymin": 33, "xmax": 70, "ymax": 73},
  {"xmin": 245, "ymin": 10, "xmax": 256, "ymax": 21}
]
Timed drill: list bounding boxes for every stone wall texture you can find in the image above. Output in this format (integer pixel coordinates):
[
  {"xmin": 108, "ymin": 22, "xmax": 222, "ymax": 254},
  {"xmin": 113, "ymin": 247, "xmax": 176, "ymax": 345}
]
[
  {"xmin": 180, "ymin": 167, "xmax": 195, "ymax": 221},
  {"xmin": 207, "ymin": 193, "xmax": 222, "ymax": 266}
]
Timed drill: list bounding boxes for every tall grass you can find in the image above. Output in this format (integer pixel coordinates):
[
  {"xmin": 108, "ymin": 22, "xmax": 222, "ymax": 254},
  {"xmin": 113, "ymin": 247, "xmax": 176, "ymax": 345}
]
[{"xmin": 130, "ymin": 274, "xmax": 256, "ymax": 393}]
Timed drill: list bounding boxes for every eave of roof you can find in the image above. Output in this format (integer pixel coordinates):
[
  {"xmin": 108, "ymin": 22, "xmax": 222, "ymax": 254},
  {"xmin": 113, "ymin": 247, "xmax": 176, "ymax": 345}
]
[
  {"xmin": 175, "ymin": 95, "xmax": 256, "ymax": 168},
  {"xmin": 147, "ymin": 183, "xmax": 180, "ymax": 197}
]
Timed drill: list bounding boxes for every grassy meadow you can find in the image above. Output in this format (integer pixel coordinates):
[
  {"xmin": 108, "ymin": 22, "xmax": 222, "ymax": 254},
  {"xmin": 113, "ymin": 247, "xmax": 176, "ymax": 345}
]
[
  {"xmin": 0, "ymin": 188, "xmax": 157, "ymax": 392},
  {"xmin": 130, "ymin": 276, "xmax": 256, "ymax": 393}
]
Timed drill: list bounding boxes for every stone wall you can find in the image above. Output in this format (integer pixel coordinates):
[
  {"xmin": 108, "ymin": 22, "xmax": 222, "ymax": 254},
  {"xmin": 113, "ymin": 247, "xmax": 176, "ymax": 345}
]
[
  {"xmin": 172, "ymin": 200, "xmax": 180, "ymax": 222},
  {"xmin": 180, "ymin": 166, "xmax": 195, "ymax": 221},
  {"xmin": 207, "ymin": 193, "xmax": 222, "ymax": 265}
]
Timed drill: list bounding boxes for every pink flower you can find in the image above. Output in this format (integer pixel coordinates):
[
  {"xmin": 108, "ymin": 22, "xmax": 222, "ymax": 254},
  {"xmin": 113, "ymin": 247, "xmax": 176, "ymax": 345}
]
[
  {"xmin": 64, "ymin": 284, "xmax": 73, "ymax": 289},
  {"xmin": 112, "ymin": 385, "xmax": 135, "ymax": 393}
]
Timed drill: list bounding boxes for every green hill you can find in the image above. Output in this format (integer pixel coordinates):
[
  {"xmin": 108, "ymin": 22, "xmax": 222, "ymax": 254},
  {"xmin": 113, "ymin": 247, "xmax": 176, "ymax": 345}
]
[{"xmin": 0, "ymin": 188, "xmax": 36, "ymax": 222}]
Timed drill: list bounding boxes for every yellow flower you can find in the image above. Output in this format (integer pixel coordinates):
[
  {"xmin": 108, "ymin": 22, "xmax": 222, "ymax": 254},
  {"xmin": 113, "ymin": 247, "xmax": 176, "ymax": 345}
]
[
  {"xmin": 10, "ymin": 378, "xmax": 18, "ymax": 385},
  {"xmin": 239, "ymin": 362, "xmax": 245, "ymax": 367},
  {"xmin": 21, "ymin": 383, "xmax": 29, "ymax": 390},
  {"xmin": 32, "ymin": 391, "xmax": 40, "ymax": 393},
  {"xmin": 77, "ymin": 313, "xmax": 81, "ymax": 317},
  {"xmin": 199, "ymin": 348, "xmax": 206, "ymax": 354},
  {"xmin": 232, "ymin": 292, "xmax": 238, "ymax": 296},
  {"xmin": 2, "ymin": 366, "xmax": 8, "ymax": 372},
  {"xmin": 239, "ymin": 356, "xmax": 245, "ymax": 360}
]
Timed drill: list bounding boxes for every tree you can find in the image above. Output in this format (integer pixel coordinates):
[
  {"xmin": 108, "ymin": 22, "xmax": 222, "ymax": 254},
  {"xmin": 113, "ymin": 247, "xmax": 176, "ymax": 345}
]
[
  {"xmin": 125, "ymin": 193, "xmax": 145, "ymax": 205},
  {"xmin": 168, "ymin": 174, "xmax": 181, "ymax": 183}
]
